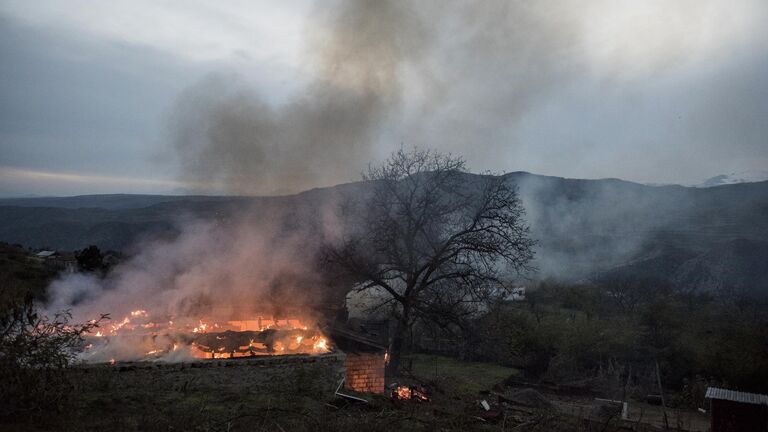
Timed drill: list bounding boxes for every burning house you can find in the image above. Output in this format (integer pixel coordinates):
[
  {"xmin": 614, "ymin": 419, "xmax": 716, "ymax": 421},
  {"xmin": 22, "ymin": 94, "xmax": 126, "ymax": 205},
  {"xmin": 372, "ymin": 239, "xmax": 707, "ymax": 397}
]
[
  {"xmin": 44, "ymin": 181, "xmax": 397, "ymax": 395},
  {"xmin": 83, "ymin": 307, "xmax": 332, "ymax": 362},
  {"xmin": 79, "ymin": 300, "xmax": 391, "ymax": 395}
]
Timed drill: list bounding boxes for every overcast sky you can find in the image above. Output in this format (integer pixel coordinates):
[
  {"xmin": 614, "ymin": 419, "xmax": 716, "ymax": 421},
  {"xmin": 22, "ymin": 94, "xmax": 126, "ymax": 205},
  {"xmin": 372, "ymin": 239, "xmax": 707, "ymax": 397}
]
[{"xmin": 1, "ymin": 0, "xmax": 767, "ymax": 196}]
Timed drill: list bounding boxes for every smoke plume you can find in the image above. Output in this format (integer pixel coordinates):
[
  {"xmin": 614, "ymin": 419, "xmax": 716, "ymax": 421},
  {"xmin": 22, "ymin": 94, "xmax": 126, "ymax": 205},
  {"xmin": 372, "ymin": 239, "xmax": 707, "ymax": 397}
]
[
  {"xmin": 45, "ymin": 198, "xmax": 343, "ymax": 361},
  {"xmin": 172, "ymin": 0, "xmax": 429, "ymax": 195},
  {"xmin": 173, "ymin": 0, "xmax": 757, "ymax": 194},
  {"xmin": 170, "ymin": 1, "xmax": 592, "ymax": 195}
]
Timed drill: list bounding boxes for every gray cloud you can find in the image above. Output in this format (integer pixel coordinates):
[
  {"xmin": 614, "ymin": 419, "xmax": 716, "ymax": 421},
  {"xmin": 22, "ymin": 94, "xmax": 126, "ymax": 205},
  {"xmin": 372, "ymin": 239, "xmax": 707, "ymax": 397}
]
[
  {"xmin": 1, "ymin": 1, "xmax": 766, "ymax": 196},
  {"xmin": 171, "ymin": 0, "xmax": 430, "ymax": 195},
  {"xmin": 0, "ymin": 17, "xmax": 188, "ymax": 177},
  {"xmin": 172, "ymin": 0, "xmax": 768, "ymax": 195}
]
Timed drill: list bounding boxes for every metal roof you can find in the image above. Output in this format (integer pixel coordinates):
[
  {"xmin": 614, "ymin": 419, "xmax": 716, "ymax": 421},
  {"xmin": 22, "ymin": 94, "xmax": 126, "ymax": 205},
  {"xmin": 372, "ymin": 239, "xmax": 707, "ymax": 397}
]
[{"xmin": 705, "ymin": 387, "xmax": 768, "ymax": 405}]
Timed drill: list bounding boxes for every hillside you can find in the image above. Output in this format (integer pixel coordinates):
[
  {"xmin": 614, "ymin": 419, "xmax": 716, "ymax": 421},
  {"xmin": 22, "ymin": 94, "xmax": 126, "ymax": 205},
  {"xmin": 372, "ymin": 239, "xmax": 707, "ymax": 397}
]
[
  {"xmin": 1, "ymin": 174, "xmax": 767, "ymax": 293},
  {"xmin": 0, "ymin": 242, "xmax": 58, "ymax": 301},
  {"xmin": 671, "ymin": 238, "xmax": 768, "ymax": 297}
]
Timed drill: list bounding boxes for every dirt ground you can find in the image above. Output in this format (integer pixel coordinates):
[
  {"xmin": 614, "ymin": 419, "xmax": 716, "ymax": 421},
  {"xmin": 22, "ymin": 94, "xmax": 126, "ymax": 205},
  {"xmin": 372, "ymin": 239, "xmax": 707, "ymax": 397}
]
[{"xmin": 3, "ymin": 353, "xmax": 712, "ymax": 432}]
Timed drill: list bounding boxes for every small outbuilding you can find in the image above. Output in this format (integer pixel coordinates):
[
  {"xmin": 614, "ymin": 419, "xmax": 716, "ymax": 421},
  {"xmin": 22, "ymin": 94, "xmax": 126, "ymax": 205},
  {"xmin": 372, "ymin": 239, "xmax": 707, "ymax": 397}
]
[
  {"xmin": 706, "ymin": 386, "xmax": 768, "ymax": 432},
  {"xmin": 328, "ymin": 321, "xmax": 388, "ymax": 395}
]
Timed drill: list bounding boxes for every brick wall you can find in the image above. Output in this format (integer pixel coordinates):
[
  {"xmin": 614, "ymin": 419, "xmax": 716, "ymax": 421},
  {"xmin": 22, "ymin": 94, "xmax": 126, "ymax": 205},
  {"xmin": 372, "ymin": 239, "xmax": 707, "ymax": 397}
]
[{"xmin": 344, "ymin": 352, "xmax": 385, "ymax": 394}]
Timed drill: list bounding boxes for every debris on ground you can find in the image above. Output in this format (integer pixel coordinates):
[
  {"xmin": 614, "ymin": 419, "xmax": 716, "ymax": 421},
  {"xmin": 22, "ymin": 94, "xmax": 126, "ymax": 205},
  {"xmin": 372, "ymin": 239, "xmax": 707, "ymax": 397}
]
[{"xmin": 333, "ymin": 378, "xmax": 369, "ymax": 404}]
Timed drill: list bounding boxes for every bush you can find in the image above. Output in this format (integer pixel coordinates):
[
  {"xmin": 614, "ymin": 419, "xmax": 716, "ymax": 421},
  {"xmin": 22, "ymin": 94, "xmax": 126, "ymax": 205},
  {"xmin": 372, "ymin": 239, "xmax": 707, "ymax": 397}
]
[{"xmin": 0, "ymin": 291, "xmax": 106, "ymax": 418}]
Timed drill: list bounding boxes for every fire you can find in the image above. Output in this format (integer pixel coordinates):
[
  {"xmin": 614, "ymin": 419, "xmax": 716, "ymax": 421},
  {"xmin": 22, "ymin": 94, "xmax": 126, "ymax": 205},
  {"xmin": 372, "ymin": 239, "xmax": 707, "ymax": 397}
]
[
  {"xmin": 82, "ymin": 310, "xmax": 332, "ymax": 362},
  {"xmin": 313, "ymin": 337, "xmax": 328, "ymax": 351},
  {"xmin": 192, "ymin": 321, "xmax": 208, "ymax": 333},
  {"xmin": 396, "ymin": 386, "xmax": 412, "ymax": 399},
  {"xmin": 392, "ymin": 385, "xmax": 429, "ymax": 401},
  {"xmin": 109, "ymin": 316, "xmax": 131, "ymax": 334}
]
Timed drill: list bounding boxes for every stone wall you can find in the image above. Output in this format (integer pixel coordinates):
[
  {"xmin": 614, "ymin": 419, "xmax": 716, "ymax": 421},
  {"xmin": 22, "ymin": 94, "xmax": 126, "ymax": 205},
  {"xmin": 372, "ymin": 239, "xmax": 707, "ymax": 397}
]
[
  {"xmin": 344, "ymin": 352, "xmax": 385, "ymax": 394},
  {"xmin": 73, "ymin": 353, "xmax": 346, "ymax": 396},
  {"xmin": 75, "ymin": 352, "xmax": 387, "ymax": 397}
]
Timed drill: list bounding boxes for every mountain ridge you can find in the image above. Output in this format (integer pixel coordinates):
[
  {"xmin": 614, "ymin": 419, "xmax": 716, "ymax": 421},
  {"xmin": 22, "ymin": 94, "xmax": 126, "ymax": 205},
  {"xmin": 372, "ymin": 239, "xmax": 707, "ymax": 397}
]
[{"xmin": 1, "ymin": 173, "xmax": 766, "ymax": 296}]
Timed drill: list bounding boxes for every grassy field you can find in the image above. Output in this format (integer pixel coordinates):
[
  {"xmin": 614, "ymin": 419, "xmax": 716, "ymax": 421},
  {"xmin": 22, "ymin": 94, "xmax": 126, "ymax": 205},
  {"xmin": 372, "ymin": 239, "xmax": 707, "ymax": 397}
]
[
  {"xmin": 3, "ymin": 354, "xmax": 681, "ymax": 432},
  {"xmin": 404, "ymin": 353, "xmax": 519, "ymax": 394}
]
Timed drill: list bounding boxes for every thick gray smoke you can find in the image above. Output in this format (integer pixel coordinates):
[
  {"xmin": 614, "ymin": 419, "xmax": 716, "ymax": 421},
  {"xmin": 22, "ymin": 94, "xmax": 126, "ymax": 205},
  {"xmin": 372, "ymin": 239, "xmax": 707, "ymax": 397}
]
[
  {"xmin": 171, "ymin": 1, "xmax": 591, "ymax": 195},
  {"xmin": 171, "ymin": 0, "xmax": 768, "ymax": 194},
  {"xmin": 172, "ymin": 0, "xmax": 429, "ymax": 195},
  {"xmin": 45, "ymin": 198, "xmax": 345, "ymax": 361}
]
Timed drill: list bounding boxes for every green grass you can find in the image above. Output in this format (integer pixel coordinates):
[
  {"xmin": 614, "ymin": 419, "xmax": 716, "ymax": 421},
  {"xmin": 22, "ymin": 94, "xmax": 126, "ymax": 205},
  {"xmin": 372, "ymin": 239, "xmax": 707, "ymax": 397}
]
[{"xmin": 406, "ymin": 353, "xmax": 519, "ymax": 394}]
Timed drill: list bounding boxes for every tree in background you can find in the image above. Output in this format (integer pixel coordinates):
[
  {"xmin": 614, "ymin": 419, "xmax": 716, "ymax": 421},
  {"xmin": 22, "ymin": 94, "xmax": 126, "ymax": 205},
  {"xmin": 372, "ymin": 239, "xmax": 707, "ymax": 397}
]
[
  {"xmin": 76, "ymin": 245, "xmax": 105, "ymax": 273},
  {"xmin": 325, "ymin": 147, "xmax": 535, "ymax": 374}
]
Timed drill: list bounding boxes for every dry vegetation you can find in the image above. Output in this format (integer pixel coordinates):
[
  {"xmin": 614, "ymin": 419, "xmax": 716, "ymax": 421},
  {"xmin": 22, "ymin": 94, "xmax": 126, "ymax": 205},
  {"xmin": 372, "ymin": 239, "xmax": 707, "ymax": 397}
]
[{"xmin": 3, "ymin": 353, "xmax": 709, "ymax": 431}]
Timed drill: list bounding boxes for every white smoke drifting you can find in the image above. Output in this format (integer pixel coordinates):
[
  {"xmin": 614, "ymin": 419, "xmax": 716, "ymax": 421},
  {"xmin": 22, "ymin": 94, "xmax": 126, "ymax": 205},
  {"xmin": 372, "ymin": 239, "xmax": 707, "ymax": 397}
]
[{"xmin": 46, "ymin": 202, "xmax": 341, "ymax": 362}]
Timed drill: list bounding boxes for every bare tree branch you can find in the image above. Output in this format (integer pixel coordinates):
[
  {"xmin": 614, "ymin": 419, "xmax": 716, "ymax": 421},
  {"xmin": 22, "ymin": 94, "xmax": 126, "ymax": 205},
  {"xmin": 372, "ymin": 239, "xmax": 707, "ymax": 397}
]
[{"xmin": 324, "ymin": 147, "xmax": 536, "ymax": 373}]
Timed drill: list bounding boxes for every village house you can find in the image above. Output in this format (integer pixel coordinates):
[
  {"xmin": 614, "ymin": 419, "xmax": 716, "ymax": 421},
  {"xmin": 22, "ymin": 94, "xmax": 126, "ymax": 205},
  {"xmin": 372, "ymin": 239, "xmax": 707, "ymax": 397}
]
[
  {"xmin": 32, "ymin": 250, "xmax": 77, "ymax": 273},
  {"xmin": 706, "ymin": 386, "xmax": 768, "ymax": 432}
]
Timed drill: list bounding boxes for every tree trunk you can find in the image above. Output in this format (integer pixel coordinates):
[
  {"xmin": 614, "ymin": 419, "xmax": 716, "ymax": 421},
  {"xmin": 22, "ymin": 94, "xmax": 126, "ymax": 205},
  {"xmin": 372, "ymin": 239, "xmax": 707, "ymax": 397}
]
[{"xmin": 386, "ymin": 307, "xmax": 410, "ymax": 376}]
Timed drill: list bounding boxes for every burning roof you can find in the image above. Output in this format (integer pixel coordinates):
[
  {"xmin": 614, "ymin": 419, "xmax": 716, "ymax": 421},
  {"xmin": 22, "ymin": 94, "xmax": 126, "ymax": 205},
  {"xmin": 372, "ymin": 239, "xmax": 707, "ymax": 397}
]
[{"xmin": 83, "ymin": 310, "xmax": 331, "ymax": 362}]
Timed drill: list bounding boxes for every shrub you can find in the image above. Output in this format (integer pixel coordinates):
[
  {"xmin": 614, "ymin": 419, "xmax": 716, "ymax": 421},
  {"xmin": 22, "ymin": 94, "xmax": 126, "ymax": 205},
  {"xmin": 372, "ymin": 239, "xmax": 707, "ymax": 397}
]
[{"xmin": 0, "ymin": 291, "xmax": 106, "ymax": 418}]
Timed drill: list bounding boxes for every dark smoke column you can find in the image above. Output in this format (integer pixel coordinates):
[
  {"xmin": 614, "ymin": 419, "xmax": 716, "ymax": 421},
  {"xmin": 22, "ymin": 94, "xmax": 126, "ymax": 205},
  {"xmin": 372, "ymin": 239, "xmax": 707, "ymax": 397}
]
[{"xmin": 171, "ymin": 0, "xmax": 430, "ymax": 195}]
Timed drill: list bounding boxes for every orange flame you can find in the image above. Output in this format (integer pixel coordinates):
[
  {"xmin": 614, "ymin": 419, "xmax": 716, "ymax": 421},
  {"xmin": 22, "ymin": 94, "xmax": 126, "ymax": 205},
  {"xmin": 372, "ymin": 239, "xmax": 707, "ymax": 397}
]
[
  {"xmin": 313, "ymin": 337, "xmax": 328, "ymax": 351},
  {"xmin": 85, "ymin": 310, "xmax": 331, "ymax": 362},
  {"xmin": 396, "ymin": 386, "xmax": 412, "ymax": 399},
  {"xmin": 393, "ymin": 385, "xmax": 429, "ymax": 401}
]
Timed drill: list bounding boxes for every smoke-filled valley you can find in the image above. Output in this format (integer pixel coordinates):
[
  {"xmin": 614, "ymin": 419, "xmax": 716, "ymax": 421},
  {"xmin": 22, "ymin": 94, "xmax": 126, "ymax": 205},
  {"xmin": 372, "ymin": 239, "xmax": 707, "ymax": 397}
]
[{"xmin": 3, "ymin": 173, "xmax": 768, "ymax": 301}]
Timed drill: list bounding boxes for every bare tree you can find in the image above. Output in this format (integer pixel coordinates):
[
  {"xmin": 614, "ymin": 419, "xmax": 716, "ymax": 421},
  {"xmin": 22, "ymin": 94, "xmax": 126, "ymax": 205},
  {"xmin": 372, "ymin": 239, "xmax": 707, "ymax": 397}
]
[{"xmin": 325, "ymin": 147, "xmax": 535, "ymax": 373}]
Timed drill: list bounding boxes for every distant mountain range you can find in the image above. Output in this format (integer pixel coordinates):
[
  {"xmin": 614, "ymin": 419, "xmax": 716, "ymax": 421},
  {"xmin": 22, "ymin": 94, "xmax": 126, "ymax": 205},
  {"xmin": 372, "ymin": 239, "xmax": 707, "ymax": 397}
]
[{"xmin": 1, "ymin": 173, "xmax": 767, "ymax": 297}]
